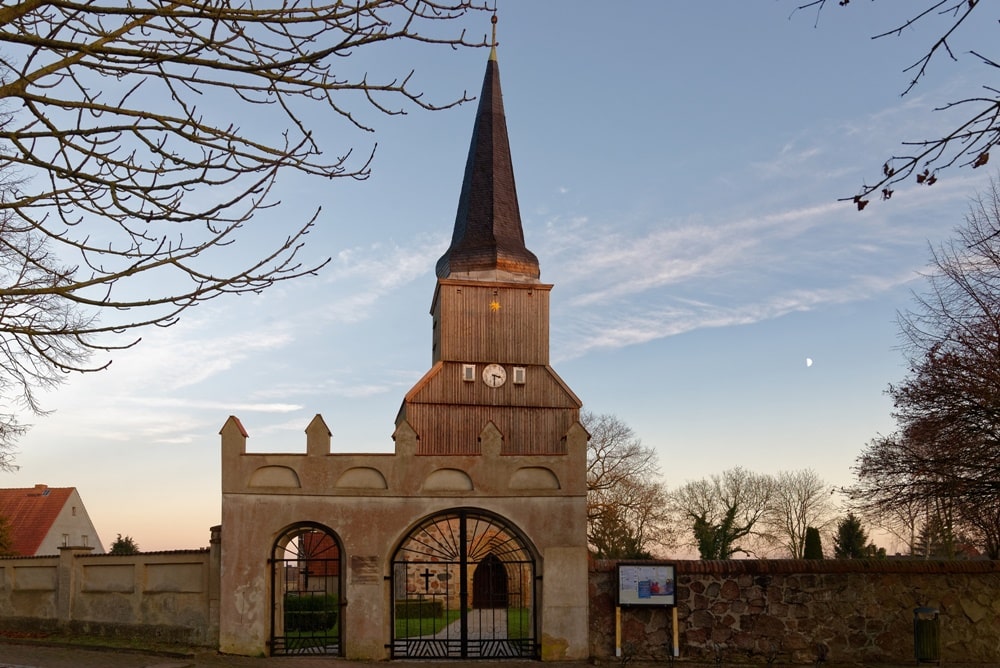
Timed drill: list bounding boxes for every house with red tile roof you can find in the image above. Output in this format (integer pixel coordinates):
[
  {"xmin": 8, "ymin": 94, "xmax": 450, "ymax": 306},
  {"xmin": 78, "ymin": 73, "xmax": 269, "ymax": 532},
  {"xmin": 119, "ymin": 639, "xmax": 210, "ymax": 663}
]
[{"xmin": 0, "ymin": 484, "xmax": 104, "ymax": 556}]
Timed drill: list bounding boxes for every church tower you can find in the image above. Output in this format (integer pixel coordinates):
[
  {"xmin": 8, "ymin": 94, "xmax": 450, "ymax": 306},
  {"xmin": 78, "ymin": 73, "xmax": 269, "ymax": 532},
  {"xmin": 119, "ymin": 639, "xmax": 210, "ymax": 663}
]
[{"xmin": 397, "ymin": 29, "xmax": 582, "ymax": 454}]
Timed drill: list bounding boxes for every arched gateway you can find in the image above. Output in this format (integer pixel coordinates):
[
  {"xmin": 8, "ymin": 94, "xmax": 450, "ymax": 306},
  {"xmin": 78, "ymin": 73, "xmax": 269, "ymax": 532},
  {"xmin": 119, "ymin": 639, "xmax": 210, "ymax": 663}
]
[
  {"xmin": 270, "ymin": 523, "xmax": 342, "ymax": 655},
  {"xmin": 391, "ymin": 509, "xmax": 536, "ymax": 659}
]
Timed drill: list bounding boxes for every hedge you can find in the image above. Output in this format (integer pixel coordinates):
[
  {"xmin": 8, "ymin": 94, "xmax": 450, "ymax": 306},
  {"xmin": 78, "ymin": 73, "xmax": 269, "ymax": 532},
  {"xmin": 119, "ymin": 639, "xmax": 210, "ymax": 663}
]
[
  {"xmin": 284, "ymin": 594, "xmax": 338, "ymax": 632},
  {"xmin": 394, "ymin": 598, "xmax": 444, "ymax": 619}
]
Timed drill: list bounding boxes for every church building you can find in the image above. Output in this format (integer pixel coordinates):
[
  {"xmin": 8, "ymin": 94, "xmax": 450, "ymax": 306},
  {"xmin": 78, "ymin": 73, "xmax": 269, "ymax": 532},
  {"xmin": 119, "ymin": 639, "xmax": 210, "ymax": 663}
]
[{"xmin": 218, "ymin": 32, "xmax": 589, "ymax": 661}]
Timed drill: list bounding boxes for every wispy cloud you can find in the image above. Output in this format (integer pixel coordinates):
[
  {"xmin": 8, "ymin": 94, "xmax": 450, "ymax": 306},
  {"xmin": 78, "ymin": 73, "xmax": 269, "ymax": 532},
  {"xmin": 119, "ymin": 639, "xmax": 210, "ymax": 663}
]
[
  {"xmin": 117, "ymin": 397, "xmax": 302, "ymax": 413},
  {"xmin": 751, "ymin": 142, "xmax": 824, "ymax": 179},
  {"xmin": 542, "ymin": 157, "xmax": 979, "ymax": 361},
  {"xmin": 319, "ymin": 236, "xmax": 445, "ymax": 322},
  {"xmin": 553, "ymin": 273, "xmax": 919, "ymax": 361}
]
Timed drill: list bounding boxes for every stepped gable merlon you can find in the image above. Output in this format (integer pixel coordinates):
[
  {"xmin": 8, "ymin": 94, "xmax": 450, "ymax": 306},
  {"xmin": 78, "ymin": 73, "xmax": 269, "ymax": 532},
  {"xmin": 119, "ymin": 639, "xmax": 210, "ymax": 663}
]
[{"xmin": 435, "ymin": 48, "xmax": 540, "ymax": 282}]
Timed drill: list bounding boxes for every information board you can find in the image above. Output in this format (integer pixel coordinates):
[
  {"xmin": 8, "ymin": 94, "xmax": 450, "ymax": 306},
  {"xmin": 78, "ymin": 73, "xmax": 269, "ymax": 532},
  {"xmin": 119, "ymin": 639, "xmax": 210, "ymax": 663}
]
[{"xmin": 616, "ymin": 563, "xmax": 676, "ymax": 607}]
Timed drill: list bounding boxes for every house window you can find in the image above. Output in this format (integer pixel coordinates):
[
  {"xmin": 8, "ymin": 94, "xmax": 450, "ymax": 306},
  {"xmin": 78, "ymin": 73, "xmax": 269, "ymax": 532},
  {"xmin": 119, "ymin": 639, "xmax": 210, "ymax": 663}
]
[
  {"xmin": 62, "ymin": 534, "xmax": 69, "ymax": 546},
  {"xmin": 82, "ymin": 535, "xmax": 89, "ymax": 547},
  {"xmin": 72, "ymin": 506, "xmax": 77, "ymax": 516},
  {"xmin": 462, "ymin": 364, "xmax": 476, "ymax": 382}
]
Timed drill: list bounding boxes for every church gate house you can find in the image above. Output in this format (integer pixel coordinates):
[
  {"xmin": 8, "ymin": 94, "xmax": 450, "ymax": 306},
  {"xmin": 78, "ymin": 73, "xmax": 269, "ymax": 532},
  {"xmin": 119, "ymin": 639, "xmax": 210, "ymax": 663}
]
[{"xmin": 217, "ymin": 41, "xmax": 591, "ymax": 661}]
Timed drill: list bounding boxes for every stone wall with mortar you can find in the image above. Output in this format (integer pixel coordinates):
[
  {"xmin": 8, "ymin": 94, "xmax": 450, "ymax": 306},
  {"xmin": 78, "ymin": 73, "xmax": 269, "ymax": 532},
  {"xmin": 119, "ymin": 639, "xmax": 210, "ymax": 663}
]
[{"xmin": 590, "ymin": 559, "xmax": 1000, "ymax": 665}]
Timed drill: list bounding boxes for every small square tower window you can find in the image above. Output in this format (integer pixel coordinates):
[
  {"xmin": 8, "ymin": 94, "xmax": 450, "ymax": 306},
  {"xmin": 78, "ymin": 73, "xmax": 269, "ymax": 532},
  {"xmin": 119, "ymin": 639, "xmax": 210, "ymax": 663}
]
[
  {"xmin": 462, "ymin": 364, "xmax": 476, "ymax": 382},
  {"xmin": 513, "ymin": 367, "xmax": 526, "ymax": 385}
]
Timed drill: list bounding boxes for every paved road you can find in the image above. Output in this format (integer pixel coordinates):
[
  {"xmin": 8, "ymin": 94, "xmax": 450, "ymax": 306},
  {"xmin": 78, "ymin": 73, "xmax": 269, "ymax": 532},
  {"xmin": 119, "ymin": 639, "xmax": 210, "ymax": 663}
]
[
  {"xmin": 2, "ymin": 641, "xmax": 994, "ymax": 668},
  {"xmin": 1, "ymin": 642, "xmax": 582, "ymax": 668}
]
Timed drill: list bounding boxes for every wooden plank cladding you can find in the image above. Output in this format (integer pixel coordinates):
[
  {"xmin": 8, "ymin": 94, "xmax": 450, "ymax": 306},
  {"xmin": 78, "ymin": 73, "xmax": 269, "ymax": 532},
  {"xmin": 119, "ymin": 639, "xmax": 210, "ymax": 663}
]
[
  {"xmin": 407, "ymin": 362, "xmax": 577, "ymax": 407},
  {"xmin": 407, "ymin": 404, "xmax": 576, "ymax": 456},
  {"xmin": 432, "ymin": 279, "xmax": 551, "ymax": 365},
  {"xmin": 401, "ymin": 362, "xmax": 581, "ymax": 456}
]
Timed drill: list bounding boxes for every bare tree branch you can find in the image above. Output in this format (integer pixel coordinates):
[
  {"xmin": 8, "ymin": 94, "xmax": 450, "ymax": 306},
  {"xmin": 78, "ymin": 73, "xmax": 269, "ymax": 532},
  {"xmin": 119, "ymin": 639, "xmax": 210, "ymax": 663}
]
[
  {"xmin": 764, "ymin": 469, "xmax": 836, "ymax": 558},
  {"xmin": 582, "ymin": 411, "xmax": 673, "ymax": 558},
  {"xmin": 846, "ymin": 177, "xmax": 1000, "ymax": 557},
  {"xmin": 791, "ymin": 0, "xmax": 999, "ymax": 209},
  {"xmin": 0, "ymin": 1, "xmax": 493, "ymax": 466},
  {"xmin": 671, "ymin": 467, "xmax": 776, "ymax": 559}
]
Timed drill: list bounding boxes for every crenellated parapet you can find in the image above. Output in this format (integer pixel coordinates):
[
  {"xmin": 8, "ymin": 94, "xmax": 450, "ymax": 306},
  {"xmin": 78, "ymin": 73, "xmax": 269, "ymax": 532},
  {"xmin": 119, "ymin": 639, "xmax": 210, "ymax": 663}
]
[{"xmin": 220, "ymin": 413, "xmax": 588, "ymax": 499}]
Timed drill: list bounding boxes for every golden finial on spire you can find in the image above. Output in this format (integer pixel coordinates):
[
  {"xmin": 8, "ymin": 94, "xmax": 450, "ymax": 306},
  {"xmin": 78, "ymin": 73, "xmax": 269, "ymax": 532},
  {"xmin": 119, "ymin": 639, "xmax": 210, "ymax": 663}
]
[{"xmin": 489, "ymin": 13, "xmax": 497, "ymax": 61}]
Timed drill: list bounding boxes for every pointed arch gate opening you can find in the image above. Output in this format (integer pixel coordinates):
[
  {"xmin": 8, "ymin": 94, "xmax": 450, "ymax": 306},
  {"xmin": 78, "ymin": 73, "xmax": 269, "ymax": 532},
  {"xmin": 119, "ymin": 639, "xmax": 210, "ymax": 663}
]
[
  {"xmin": 391, "ymin": 509, "xmax": 538, "ymax": 659},
  {"xmin": 270, "ymin": 523, "xmax": 342, "ymax": 656}
]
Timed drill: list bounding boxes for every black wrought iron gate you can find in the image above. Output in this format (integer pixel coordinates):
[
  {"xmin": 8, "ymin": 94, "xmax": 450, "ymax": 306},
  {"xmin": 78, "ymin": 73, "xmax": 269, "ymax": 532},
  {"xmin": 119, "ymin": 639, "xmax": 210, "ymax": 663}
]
[
  {"xmin": 270, "ymin": 523, "xmax": 342, "ymax": 656},
  {"xmin": 391, "ymin": 509, "xmax": 537, "ymax": 659}
]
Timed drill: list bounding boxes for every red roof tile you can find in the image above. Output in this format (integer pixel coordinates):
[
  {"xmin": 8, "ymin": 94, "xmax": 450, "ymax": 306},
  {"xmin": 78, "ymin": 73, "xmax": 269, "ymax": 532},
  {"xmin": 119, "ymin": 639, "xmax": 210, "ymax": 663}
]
[{"xmin": 0, "ymin": 484, "xmax": 74, "ymax": 556}]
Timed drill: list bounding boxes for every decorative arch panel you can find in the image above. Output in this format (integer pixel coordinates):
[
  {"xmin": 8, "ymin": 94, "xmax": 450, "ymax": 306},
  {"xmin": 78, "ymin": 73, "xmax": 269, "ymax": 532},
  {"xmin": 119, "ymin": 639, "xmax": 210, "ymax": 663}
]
[{"xmin": 390, "ymin": 508, "xmax": 537, "ymax": 659}]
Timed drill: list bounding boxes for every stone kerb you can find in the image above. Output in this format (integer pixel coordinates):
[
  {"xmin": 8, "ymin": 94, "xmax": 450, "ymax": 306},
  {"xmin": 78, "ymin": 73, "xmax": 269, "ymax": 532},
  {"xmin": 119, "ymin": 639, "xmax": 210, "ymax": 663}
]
[{"xmin": 589, "ymin": 558, "xmax": 1000, "ymax": 665}]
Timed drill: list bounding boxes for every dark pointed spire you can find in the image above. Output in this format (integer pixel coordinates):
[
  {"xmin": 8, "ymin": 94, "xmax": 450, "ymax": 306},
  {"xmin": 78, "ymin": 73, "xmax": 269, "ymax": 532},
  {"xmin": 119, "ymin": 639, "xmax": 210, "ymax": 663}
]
[{"xmin": 435, "ymin": 17, "xmax": 539, "ymax": 281}]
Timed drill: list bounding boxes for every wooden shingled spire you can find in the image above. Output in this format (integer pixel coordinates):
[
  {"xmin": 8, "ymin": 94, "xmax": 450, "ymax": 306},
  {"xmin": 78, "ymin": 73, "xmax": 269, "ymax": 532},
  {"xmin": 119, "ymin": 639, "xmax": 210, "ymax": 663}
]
[{"xmin": 435, "ymin": 15, "xmax": 540, "ymax": 282}]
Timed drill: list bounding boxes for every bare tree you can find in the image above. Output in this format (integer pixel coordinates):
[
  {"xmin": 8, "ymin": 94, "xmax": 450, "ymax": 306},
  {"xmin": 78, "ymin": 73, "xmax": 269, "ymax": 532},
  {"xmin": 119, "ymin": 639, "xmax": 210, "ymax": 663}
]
[
  {"xmin": 870, "ymin": 496, "xmax": 925, "ymax": 556},
  {"xmin": 583, "ymin": 411, "xmax": 673, "ymax": 558},
  {"xmin": 847, "ymin": 178, "xmax": 1000, "ymax": 557},
  {"xmin": 671, "ymin": 467, "xmax": 776, "ymax": 559},
  {"xmin": 793, "ymin": 1, "xmax": 998, "ymax": 209},
  {"xmin": 765, "ymin": 469, "xmax": 836, "ymax": 558},
  {"xmin": 588, "ymin": 477, "xmax": 672, "ymax": 560},
  {"xmin": 0, "ymin": 1, "xmax": 492, "ymax": 467}
]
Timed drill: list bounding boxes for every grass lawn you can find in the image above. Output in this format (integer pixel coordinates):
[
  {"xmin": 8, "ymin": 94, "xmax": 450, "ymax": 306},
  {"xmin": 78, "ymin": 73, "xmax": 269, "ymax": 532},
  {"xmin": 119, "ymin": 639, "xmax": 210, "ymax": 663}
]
[
  {"xmin": 507, "ymin": 608, "xmax": 532, "ymax": 639},
  {"xmin": 394, "ymin": 609, "xmax": 461, "ymax": 638},
  {"xmin": 395, "ymin": 608, "xmax": 534, "ymax": 639}
]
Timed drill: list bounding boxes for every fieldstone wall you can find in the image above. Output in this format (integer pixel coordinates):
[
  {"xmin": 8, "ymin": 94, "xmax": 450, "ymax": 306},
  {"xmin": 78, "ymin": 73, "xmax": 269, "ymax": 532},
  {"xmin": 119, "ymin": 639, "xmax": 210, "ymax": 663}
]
[{"xmin": 590, "ymin": 559, "xmax": 1000, "ymax": 665}]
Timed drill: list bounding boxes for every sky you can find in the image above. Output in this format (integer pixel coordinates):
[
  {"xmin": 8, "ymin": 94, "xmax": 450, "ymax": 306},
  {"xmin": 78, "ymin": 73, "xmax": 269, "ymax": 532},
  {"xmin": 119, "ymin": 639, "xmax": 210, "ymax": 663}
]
[{"xmin": 9, "ymin": 2, "xmax": 999, "ymax": 553}]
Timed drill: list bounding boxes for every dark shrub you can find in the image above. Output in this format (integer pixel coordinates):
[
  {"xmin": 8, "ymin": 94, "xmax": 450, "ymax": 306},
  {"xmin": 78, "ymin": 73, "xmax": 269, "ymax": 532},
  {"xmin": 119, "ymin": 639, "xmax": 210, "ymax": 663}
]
[
  {"xmin": 394, "ymin": 598, "xmax": 444, "ymax": 619},
  {"xmin": 285, "ymin": 594, "xmax": 338, "ymax": 632}
]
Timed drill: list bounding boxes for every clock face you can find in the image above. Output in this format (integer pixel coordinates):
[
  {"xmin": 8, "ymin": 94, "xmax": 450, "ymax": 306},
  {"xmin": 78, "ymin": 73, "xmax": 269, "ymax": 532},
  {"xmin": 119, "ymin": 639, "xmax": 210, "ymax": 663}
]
[{"xmin": 482, "ymin": 363, "xmax": 506, "ymax": 388}]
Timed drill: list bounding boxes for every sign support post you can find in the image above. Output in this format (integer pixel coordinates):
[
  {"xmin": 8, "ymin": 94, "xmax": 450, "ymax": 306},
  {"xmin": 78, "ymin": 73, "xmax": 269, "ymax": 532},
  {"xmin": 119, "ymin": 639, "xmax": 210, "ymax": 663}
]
[
  {"xmin": 673, "ymin": 606, "xmax": 680, "ymax": 657},
  {"xmin": 615, "ymin": 606, "xmax": 622, "ymax": 657},
  {"xmin": 615, "ymin": 562, "xmax": 677, "ymax": 660}
]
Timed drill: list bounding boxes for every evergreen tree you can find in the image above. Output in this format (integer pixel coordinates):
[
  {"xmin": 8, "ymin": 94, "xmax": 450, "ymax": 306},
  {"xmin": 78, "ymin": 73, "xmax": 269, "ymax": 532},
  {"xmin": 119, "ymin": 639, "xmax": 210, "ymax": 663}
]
[
  {"xmin": 109, "ymin": 534, "xmax": 140, "ymax": 555},
  {"xmin": 834, "ymin": 513, "xmax": 868, "ymax": 558},
  {"xmin": 804, "ymin": 527, "xmax": 824, "ymax": 559},
  {"xmin": 0, "ymin": 514, "xmax": 15, "ymax": 556}
]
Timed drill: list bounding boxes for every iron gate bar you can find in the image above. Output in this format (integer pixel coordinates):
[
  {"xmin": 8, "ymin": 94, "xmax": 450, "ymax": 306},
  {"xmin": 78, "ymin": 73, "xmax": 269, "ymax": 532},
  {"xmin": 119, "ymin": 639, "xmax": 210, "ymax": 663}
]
[
  {"xmin": 390, "ymin": 509, "xmax": 538, "ymax": 660},
  {"xmin": 270, "ymin": 524, "xmax": 342, "ymax": 657}
]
